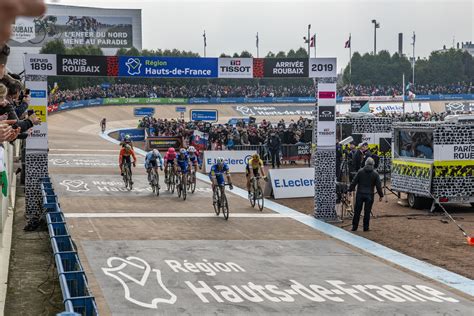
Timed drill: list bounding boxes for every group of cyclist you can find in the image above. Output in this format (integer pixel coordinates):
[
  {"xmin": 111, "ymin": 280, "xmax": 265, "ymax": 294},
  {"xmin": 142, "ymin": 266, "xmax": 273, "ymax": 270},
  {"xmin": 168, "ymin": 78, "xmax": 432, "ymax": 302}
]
[{"xmin": 117, "ymin": 133, "xmax": 267, "ymax": 198}]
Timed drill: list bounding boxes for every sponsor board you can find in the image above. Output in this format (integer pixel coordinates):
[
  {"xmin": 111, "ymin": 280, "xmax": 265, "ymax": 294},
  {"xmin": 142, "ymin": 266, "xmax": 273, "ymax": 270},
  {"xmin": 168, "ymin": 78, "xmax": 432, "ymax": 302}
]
[
  {"xmin": 119, "ymin": 56, "xmax": 218, "ymax": 78},
  {"xmin": 190, "ymin": 110, "xmax": 218, "ymax": 122},
  {"xmin": 351, "ymin": 100, "xmax": 368, "ymax": 112},
  {"xmin": 317, "ymin": 83, "xmax": 337, "ymax": 148},
  {"xmin": 218, "ymin": 58, "xmax": 253, "ymax": 78},
  {"xmin": 9, "ymin": 15, "xmax": 133, "ymax": 48},
  {"xmin": 24, "ymin": 54, "xmax": 57, "ymax": 76},
  {"xmin": 444, "ymin": 101, "xmax": 474, "ymax": 113},
  {"xmin": 343, "ymin": 96, "xmax": 404, "ymax": 102},
  {"xmin": 369, "ymin": 102, "xmax": 431, "ymax": 114},
  {"xmin": 204, "ymin": 151, "xmax": 255, "ymax": 173},
  {"xmin": 119, "ymin": 129, "xmax": 145, "ymax": 142},
  {"xmin": 234, "ymin": 105, "xmax": 314, "ymax": 117},
  {"xmin": 57, "ymin": 55, "xmax": 108, "ymax": 76},
  {"xmin": 146, "ymin": 137, "xmax": 182, "ymax": 151},
  {"xmin": 434, "ymin": 145, "xmax": 474, "ymax": 161},
  {"xmin": 308, "ymin": 58, "xmax": 337, "ymax": 78},
  {"xmin": 134, "ymin": 107, "xmax": 155, "ymax": 117},
  {"xmin": 263, "ymin": 58, "xmax": 308, "ymax": 78},
  {"xmin": 175, "ymin": 107, "xmax": 186, "ymax": 113},
  {"xmin": 269, "ymin": 168, "xmax": 314, "ymax": 199},
  {"xmin": 26, "ymin": 81, "xmax": 48, "ymax": 151}
]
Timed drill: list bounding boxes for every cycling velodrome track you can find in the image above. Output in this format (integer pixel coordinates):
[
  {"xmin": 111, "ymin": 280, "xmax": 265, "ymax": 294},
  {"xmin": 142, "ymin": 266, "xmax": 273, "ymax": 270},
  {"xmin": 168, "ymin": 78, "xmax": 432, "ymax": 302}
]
[{"xmin": 48, "ymin": 105, "xmax": 473, "ymax": 315}]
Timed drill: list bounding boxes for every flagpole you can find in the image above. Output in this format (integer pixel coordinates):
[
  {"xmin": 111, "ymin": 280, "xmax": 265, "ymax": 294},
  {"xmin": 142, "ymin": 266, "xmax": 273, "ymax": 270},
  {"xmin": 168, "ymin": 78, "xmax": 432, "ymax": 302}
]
[
  {"xmin": 256, "ymin": 32, "xmax": 259, "ymax": 58},
  {"xmin": 349, "ymin": 33, "xmax": 352, "ymax": 83},
  {"xmin": 313, "ymin": 33, "xmax": 316, "ymax": 57},
  {"xmin": 203, "ymin": 30, "xmax": 206, "ymax": 57}
]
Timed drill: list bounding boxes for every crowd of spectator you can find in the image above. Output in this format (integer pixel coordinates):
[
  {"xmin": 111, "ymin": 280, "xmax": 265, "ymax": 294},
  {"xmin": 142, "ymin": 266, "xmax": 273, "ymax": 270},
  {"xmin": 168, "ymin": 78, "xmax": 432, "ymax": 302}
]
[
  {"xmin": 375, "ymin": 110, "xmax": 473, "ymax": 121},
  {"xmin": 48, "ymin": 82, "xmax": 474, "ymax": 105}
]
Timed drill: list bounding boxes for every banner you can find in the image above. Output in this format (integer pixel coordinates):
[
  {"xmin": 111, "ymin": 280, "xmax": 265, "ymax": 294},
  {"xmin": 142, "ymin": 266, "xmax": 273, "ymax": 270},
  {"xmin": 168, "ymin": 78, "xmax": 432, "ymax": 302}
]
[
  {"xmin": 351, "ymin": 100, "xmax": 368, "ymax": 112},
  {"xmin": 308, "ymin": 58, "xmax": 337, "ymax": 78},
  {"xmin": 234, "ymin": 105, "xmax": 314, "ymax": 117},
  {"xmin": 203, "ymin": 151, "xmax": 255, "ymax": 173},
  {"xmin": 343, "ymin": 96, "xmax": 404, "ymax": 102},
  {"xmin": 262, "ymin": 58, "xmax": 308, "ymax": 78},
  {"xmin": 281, "ymin": 144, "xmax": 311, "ymax": 161},
  {"xmin": 433, "ymin": 145, "xmax": 474, "ymax": 161},
  {"xmin": 118, "ymin": 56, "xmax": 218, "ymax": 78},
  {"xmin": 146, "ymin": 137, "xmax": 182, "ymax": 151},
  {"xmin": 445, "ymin": 101, "xmax": 474, "ymax": 113},
  {"xmin": 24, "ymin": 54, "xmax": 57, "ymax": 76},
  {"xmin": 9, "ymin": 15, "xmax": 133, "ymax": 48},
  {"xmin": 269, "ymin": 168, "xmax": 315, "ymax": 199},
  {"xmin": 190, "ymin": 109, "xmax": 218, "ymax": 122},
  {"xmin": 57, "ymin": 55, "xmax": 109, "ymax": 76},
  {"xmin": 134, "ymin": 107, "xmax": 155, "ymax": 117},
  {"xmin": 369, "ymin": 102, "xmax": 431, "ymax": 113},
  {"xmin": 218, "ymin": 58, "xmax": 253, "ymax": 78},
  {"xmin": 118, "ymin": 129, "xmax": 145, "ymax": 142},
  {"xmin": 317, "ymin": 83, "xmax": 336, "ymax": 148},
  {"xmin": 26, "ymin": 81, "xmax": 48, "ymax": 151}
]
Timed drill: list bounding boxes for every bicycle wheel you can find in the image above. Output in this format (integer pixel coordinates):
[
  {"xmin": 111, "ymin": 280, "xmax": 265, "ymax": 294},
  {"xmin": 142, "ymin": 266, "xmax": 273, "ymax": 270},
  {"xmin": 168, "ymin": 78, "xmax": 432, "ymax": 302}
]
[
  {"xmin": 221, "ymin": 189, "xmax": 229, "ymax": 220},
  {"xmin": 28, "ymin": 24, "xmax": 46, "ymax": 44},
  {"xmin": 213, "ymin": 189, "xmax": 220, "ymax": 216},
  {"xmin": 256, "ymin": 187, "xmax": 264, "ymax": 211},
  {"xmin": 126, "ymin": 168, "xmax": 133, "ymax": 191},
  {"xmin": 249, "ymin": 179, "xmax": 256, "ymax": 207},
  {"xmin": 190, "ymin": 172, "xmax": 196, "ymax": 193},
  {"xmin": 182, "ymin": 175, "xmax": 187, "ymax": 201},
  {"xmin": 177, "ymin": 175, "xmax": 182, "ymax": 198},
  {"xmin": 153, "ymin": 172, "xmax": 160, "ymax": 196},
  {"xmin": 170, "ymin": 171, "xmax": 176, "ymax": 194}
]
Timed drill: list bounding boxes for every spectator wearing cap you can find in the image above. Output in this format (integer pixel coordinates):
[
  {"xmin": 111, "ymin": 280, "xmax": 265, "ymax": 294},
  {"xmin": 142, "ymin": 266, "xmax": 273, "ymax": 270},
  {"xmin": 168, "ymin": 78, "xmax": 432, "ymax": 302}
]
[{"xmin": 349, "ymin": 157, "xmax": 383, "ymax": 231}]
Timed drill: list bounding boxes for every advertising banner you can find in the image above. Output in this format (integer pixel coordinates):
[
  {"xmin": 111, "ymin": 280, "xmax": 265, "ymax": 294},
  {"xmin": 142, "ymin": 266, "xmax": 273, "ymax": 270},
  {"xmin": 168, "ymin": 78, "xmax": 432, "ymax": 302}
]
[
  {"xmin": 218, "ymin": 58, "xmax": 253, "ymax": 78},
  {"xmin": 204, "ymin": 151, "xmax": 255, "ymax": 173},
  {"xmin": 351, "ymin": 100, "xmax": 368, "ymax": 112},
  {"xmin": 369, "ymin": 102, "xmax": 431, "ymax": 114},
  {"xmin": 24, "ymin": 54, "xmax": 57, "ymax": 76},
  {"xmin": 317, "ymin": 83, "xmax": 336, "ymax": 148},
  {"xmin": 190, "ymin": 110, "xmax": 218, "ymax": 122},
  {"xmin": 134, "ymin": 107, "xmax": 155, "ymax": 117},
  {"xmin": 343, "ymin": 96, "xmax": 404, "ymax": 102},
  {"xmin": 146, "ymin": 137, "xmax": 182, "ymax": 151},
  {"xmin": 308, "ymin": 58, "xmax": 337, "ymax": 78},
  {"xmin": 26, "ymin": 81, "xmax": 48, "ymax": 151},
  {"xmin": 175, "ymin": 107, "xmax": 186, "ymax": 113},
  {"xmin": 9, "ymin": 16, "xmax": 133, "ymax": 48},
  {"xmin": 433, "ymin": 145, "xmax": 474, "ymax": 161},
  {"xmin": 445, "ymin": 101, "xmax": 474, "ymax": 113},
  {"xmin": 118, "ymin": 129, "xmax": 145, "ymax": 142},
  {"xmin": 234, "ymin": 105, "xmax": 314, "ymax": 117},
  {"xmin": 269, "ymin": 168, "xmax": 315, "ymax": 199},
  {"xmin": 118, "ymin": 56, "xmax": 218, "ymax": 78},
  {"xmin": 262, "ymin": 58, "xmax": 308, "ymax": 78},
  {"xmin": 57, "ymin": 55, "xmax": 109, "ymax": 77}
]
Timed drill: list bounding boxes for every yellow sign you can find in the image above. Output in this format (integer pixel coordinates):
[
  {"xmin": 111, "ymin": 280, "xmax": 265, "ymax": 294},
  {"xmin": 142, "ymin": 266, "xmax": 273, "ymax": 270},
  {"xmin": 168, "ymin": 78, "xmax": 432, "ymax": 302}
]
[{"xmin": 28, "ymin": 105, "xmax": 47, "ymax": 123}]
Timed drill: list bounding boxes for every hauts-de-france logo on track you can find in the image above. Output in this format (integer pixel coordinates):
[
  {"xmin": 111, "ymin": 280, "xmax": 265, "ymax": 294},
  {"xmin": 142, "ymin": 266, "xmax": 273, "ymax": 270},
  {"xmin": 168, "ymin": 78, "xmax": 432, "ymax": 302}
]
[{"xmin": 125, "ymin": 58, "xmax": 142, "ymax": 75}]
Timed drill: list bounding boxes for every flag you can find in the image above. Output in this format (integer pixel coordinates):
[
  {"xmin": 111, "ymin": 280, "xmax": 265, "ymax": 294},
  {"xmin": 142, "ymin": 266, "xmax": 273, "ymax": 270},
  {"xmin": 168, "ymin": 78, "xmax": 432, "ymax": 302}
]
[
  {"xmin": 310, "ymin": 34, "xmax": 315, "ymax": 47},
  {"xmin": 0, "ymin": 147, "xmax": 7, "ymax": 197},
  {"xmin": 50, "ymin": 82, "xmax": 59, "ymax": 95},
  {"xmin": 344, "ymin": 35, "xmax": 351, "ymax": 48},
  {"xmin": 192, "ymin": 130, "xmax": 209, "ymax": 151},
  {"xmin": 203, "ymin": 31, "xmax": 207, "ymax": 47}
]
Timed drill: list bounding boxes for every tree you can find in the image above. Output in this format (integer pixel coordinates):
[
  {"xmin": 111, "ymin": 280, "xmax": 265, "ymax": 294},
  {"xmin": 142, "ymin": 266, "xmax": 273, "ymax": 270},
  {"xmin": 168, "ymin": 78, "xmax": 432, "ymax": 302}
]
[
  {"xmin": 239, "ymin": 50, "xmax": 253, "ymax": 58},
  {"xmin": 40, "ymin": 39, "xmax": 66, "ymax": 54}
]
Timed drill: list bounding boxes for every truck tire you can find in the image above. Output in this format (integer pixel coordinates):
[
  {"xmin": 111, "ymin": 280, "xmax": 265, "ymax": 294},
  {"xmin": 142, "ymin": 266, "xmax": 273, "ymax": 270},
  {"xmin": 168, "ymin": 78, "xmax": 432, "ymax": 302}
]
[{"xmin": 407, "ymin": 193, "xmax": 426, "ymax": 209}]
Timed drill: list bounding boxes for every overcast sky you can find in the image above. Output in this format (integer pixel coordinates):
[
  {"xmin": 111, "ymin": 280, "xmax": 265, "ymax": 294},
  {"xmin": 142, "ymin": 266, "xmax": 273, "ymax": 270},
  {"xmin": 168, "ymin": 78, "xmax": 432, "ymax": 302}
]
[{"xmin": 47, "ymin": 0, "xmax": 473, "ymax": 70}]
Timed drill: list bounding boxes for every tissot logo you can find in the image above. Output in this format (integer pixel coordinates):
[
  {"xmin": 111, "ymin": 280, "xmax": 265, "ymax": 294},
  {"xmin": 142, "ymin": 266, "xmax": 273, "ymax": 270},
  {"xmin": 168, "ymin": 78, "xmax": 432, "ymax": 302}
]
[{"xmin": 230, "ymin": 60, "xmax": 241, "ymax": 66}]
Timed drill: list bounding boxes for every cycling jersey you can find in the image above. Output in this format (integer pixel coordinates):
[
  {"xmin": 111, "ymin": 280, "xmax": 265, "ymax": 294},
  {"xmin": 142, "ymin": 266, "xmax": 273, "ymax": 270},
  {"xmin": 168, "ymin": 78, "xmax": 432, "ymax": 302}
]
[
  {"xmin": 209, "ymin": 163, "xmax": 230, "ymax": 185},
  {"xmin": 164, "ymin": 152, "xmax": 176, "ymax": 164},
  {"xmin": 246, "ymin": 158, "xmax": 264, "ymax": 176},
  {"xmin": 175, "ymin": 153, "xmax": 189, "ymax": 173},
  {"xmin": 145, "ymin": 151, "xmax": 163, "ymax": 169},
  {"xmin": 119, "ymin": 148, "xmax": 137, "ymax": 166},
  {"xmin": 188, "ymin": 153, "xmax": 201, "ymax": 166}
]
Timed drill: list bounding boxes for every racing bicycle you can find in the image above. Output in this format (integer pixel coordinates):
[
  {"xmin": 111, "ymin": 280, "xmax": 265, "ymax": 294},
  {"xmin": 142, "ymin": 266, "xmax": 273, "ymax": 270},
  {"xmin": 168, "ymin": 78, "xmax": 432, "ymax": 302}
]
[
  {"xmin": 213, "ymin": 183, "xmax": 230, "ymax": 220},
  {"xmin": 166, "ymin": 164, "xmax": 176, "ymax": 194},
  {"xmin": 187, "ymin": 167, "xmax": 197, "ymax": 193},
  {"xmin": 249, "ymin": 176, "xmax": 264, "ymax": 211},
  {"xmin": 176, "ymin": 170, "xmax": 187, "ymax": 201},
  {"xmin": 149, "ymin": 167, "xmax": 160, "ymax": 196},
  {"xmin": 122, "ymin": 163, "xmax": 133, "ymax": 191}
]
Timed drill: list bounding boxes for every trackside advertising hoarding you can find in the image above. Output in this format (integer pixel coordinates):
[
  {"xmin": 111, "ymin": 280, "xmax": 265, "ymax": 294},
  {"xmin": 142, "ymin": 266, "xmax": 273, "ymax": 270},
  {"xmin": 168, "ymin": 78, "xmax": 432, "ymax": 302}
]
[
  {"xmin": 204, "ymin": 151, "xmax": 255, "ymax": 173},
  {"xmin": 433, "ymin": 145, "xmax": 474, "ymax": 161},
  {"xmin": 26, "ymin": 81, "xmax": 48, "ymax": 151},
  {"xmin": 269, "ymin": 168, "xmax": 315, "ymax": 199},
  {"xmin": 218, "ymin": 58, "xmax": 253, "ymax": 78},
  {"xmin": 316, "ymin": 82, "xmax": 337, "ymax": 148}
]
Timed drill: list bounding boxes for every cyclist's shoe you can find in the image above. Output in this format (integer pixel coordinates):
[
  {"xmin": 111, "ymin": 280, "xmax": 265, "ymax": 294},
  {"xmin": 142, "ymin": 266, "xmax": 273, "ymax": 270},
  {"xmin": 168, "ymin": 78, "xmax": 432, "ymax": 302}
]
[
  {"xmin": 121, "ymin": 172, "xmax": 124, "ymax": 176},
  {"xmin": 131, "ymin": 181, "xmax": 134, "ymax": 185},
  {"xmin": 229, "ymin": 184, "xmax": 234, "ymax": 190},
  {"xmin": 248, "ymin": 192, "xmax": 252, "ymax": 199}
]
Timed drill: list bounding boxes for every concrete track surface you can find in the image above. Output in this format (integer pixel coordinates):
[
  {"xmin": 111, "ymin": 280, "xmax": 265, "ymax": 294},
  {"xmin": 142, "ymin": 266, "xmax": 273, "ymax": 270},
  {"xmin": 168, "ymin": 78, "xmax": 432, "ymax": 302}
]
[{"xmin": 48, "ymin": 106, "xmax": 473, "ymax": 315}]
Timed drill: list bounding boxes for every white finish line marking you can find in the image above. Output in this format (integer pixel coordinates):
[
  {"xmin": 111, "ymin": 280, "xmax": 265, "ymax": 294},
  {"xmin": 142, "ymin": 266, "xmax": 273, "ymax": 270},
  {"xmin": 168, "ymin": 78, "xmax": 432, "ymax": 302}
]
[
  {"xmin": 65, "ymin": 213, "xmax": 289, "ymax": 218},
  {"xmin": 50, "ymin": 148, "xmax": 117, "ymax": 152},
  {"xmin": 50, "ymin": 154, "xmax": 117, "ymax": 157}
]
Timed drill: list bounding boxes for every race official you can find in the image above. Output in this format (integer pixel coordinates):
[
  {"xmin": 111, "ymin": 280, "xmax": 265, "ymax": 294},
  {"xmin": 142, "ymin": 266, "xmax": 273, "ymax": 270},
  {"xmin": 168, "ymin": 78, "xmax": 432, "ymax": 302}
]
[{"xmin": 349, "ymin": 157, "xmax": 383, "ymax": 232}]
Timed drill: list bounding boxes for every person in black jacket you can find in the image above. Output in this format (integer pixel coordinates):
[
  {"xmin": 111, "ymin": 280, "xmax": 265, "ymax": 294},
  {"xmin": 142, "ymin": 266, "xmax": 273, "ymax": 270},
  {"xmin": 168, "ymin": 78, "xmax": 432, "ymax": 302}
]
[
  {"xmin": 349, "ymin": 157, "xmax": 383, "ymax": 231},
  {"xmin": 352, "ymin": 142, "xmax": 368, "ymax": 172},
  {"xmin": 267, "ymin": 132, "xmax": 281, "ymax": 168}
]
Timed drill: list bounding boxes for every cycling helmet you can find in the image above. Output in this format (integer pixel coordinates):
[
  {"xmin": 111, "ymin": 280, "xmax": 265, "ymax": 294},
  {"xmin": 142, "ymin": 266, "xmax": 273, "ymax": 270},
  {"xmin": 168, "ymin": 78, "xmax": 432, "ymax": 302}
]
[
  {"xmin": 152, "ymin": 149, "xmax": 160, "ymax": 157},
  {"xmin": 168, "ymin": 147, "xmax": 175, "ymax": 153},
  {"xmin": 124, "ymin": 134, "xmax": 131, "ymax": 140},
  {"xmin": 124, "ymin": 144, "xmax": 132, "ymax": 151},
  {"xmin": 252, "ymin": 153, "xmax": 260, "ymax": 160},
  {"xmin": 188, "ymin": 146, "xmax": 196, "ymax": 153},
  {"xmin": 179, "ymin": 148, "xmax": 187, "ymax": 154},
  {"xmin": 216, "ymin": 157, "xmax": 225, "ymax": 165}
]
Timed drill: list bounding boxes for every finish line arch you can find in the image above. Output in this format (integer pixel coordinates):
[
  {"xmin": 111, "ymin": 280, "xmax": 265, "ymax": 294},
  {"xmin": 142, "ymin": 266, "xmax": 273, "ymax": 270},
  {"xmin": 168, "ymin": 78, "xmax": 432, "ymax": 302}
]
[{"xmin": 23, "ymin": 53, "xmax": 338, "ymax": 220}]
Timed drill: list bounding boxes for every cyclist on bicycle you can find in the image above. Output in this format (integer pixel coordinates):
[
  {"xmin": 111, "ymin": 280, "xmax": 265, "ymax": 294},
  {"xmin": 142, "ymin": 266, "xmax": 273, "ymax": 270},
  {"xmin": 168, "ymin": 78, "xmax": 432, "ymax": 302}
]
[
  {"xmin": 187, "ymin": 146, "xmax": 201, "ymax": 174},
  {"xmin": 245, "ymin": 153, "xmax": 266, "ymax": 196},
  {"xmin": 209, "ymin": 157, "xmax": 233, "ymax": 192},
  {"xmin": 120, "ymin": 134, "xmax": 134, "ymax": 148},
  {"xmin": 164, "ymin": 147, "xmax": 177, "ymax": 183},
  {"xmin": 175, "ymin": 148, "xmax": 190, "ymax": 177},
  {"xmin": 119, "ymin": 144, "xmax": 137, "ymax": 183},
  {"xmin": 145, "ymin": 149, "xmax": 163, "ymax": 185},
  {"xmin": 100, "ymin": 118, "xmax": 106, "ymax": 133}
]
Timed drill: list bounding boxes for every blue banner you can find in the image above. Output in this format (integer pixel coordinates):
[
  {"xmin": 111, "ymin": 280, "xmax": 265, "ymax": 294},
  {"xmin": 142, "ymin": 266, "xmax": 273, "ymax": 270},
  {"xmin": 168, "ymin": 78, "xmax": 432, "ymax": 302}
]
[
  {"xmin": 118, "ymin": 56, "xmax": 218, "ymax": 78},
  {"xmin": 134, "ymin": 107, "xmax": 155, "ymax": 116},
  {"xmin": 190, "ymin": 109, "xmax": 218, "ymax": 122},
  {"xmin": 118, "ymin": 128, "xmax": 145, "ymax": 142}
]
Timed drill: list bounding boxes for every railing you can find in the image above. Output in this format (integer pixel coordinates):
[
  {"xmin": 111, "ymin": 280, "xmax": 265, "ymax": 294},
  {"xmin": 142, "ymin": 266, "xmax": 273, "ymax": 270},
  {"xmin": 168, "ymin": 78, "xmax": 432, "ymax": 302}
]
[
  {"xmin": 231, "ymin": 144, "xmax": 311, "ymax": 164},
  {"xmin": 40, "ymin": 177, "xmax": 99, "ymax": 316}
]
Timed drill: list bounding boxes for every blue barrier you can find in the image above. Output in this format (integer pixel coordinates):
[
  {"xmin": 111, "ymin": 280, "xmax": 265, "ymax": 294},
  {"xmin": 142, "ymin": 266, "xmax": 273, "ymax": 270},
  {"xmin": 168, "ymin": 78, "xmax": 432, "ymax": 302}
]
[
  {"xmin": 118, "ymin": 128, "xmax": 145, "ymax": 142},
  {"xmin": 42, "ymin": 180, "xmax": 99, "ymax": 315}
]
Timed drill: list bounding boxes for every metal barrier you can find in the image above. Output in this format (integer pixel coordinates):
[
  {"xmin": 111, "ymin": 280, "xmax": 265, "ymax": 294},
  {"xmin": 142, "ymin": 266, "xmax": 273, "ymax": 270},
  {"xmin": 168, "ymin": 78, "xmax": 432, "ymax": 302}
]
[
  {"xmin": 232, "ymin": 144, "xmax": 311, "ymax": 164},
  {"xmin": 40, "ymin": 177, "xmax": 99, "ymax": 316}
]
